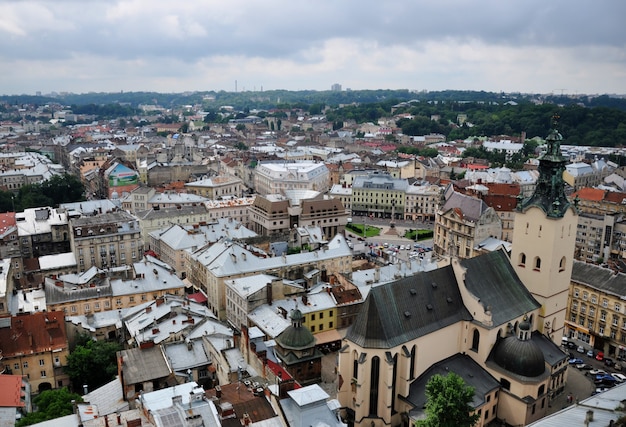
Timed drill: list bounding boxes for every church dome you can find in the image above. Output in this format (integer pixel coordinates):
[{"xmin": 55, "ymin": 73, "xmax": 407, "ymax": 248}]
[
  {"xmin": 493, "ymin": 335, "xmax": 545, "ymax": 377},
  {"xmin": 275, "ymin": 309, "xmax": 315, "ymax": 351}
]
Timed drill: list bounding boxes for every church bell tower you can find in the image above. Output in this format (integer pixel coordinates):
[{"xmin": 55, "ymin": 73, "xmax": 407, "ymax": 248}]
[{"xmin": 511, "ymin": 116, "xmax": 578, "ymax": 344}]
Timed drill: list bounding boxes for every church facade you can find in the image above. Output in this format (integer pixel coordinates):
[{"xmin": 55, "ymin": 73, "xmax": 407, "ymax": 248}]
[{"xmin": 336, "ymin": 123, "xmax": 577, "ymax": 426}]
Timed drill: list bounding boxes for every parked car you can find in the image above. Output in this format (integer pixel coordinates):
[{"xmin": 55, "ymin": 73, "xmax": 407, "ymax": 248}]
[
  {"xmin": 586, "ymin": 349, "xmax": 594, "ymax": 357},
  {"xmin": 594, "ymin": 374, "xmax": 616, "ymax": 384},
  {"xmin": 592, "ymin": 386, "xmax": 613, "ymax": 395},
  {"xmin": 566, "ymin": 342, "xmax": 576, "ymax": 349},
  {"xmin": 589, "ymin": 368, "xmax": 607, "ymax": 376},
  {"xmin": 576, "ymin": 363, "xmax": 592, "ymax": 370},
  {"xmin": 596, "ymin": 352, "xmax": 605, "ymax": 361},
  {"xmin": 568, "ymin": 358, "xmax": 584, "ymax": 365},
  {"xmin": 611, "ymin": 373, "xmax": 626, "ymax": 383},
  {"xmin": 604, "ymin": 358, "xmax": 615, "ymax": 367},
  {"xmin": 577, "ymin": 346, "xmax": 585, "ymax": 353}
]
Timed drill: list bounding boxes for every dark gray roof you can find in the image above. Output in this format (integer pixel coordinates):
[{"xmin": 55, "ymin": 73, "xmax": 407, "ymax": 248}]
[
  {"xmin": 441, "ymin": 191, "xmax": 489, "ymax": 222},
  {"xmin": 118, "ymin": 346, "xmax": 171, "ymax": 385},
  {"xmin": 346, "ymin": 264, "xmax": 472, "ymax": 349},
  {"xmin": 492, "ymin": 335, "xmax": 545, "ymax": 377},
  {"xmin": 402, "ymin": 353, "xmax": 500, "ymax": 417},
  {"xmin": 531, "ymin": 331, "xmax": 569, "ymax": 368},
  {"xmin": 571, "ymin": 261, "xmax": 626, "ymax": 297},
  {"xmin": 460, "ymin": 250, "xmax": 541, "ymax": 326},
  {"xmin": 346, "ymin": 250, "xmax": 540, "ymax": 349}
]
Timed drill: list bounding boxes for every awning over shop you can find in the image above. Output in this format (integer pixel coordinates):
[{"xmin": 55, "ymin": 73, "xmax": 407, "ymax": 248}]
[{"xmin": 314, "ymin": 328, "xmax": 343, "ymax": 345}]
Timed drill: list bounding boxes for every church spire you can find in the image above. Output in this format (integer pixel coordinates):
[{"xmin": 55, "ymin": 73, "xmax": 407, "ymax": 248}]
[{"xmin": 517, "ymin": 114, "xmax": 572, "ymax": 218}]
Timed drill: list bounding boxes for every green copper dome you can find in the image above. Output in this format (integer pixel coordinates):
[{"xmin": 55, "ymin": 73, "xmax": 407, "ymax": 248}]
[{"xmin": 276, "ymin": 309, "xmax": 316, "ymax": 351}]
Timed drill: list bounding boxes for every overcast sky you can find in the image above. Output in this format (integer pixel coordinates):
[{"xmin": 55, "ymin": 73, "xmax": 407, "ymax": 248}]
[{"xmin": 1, "ymin": 0, "xmax": 625, "ymax": 96}]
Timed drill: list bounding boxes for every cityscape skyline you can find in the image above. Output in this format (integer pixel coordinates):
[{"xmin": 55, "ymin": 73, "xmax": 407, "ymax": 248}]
[{"xmin": 1, "ymin": 1, "xmax": 625, "ymax": 96}]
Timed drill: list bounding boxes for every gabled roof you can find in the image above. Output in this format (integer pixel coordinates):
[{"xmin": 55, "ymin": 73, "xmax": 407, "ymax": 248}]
[
  {"xmin": 346, "ymin": 264, "xmax": 471, "ymax": 349},
  {"xmin": 571, "ymin": 261, "xmax": 626, "ymax": 297},
  {"xmin": 460, "ymin": 250, "xmax": 540, "ymax": 326},
  {"xmin": 118, "ymin": 346, "xmax": 171, "ymax": 385},
  {"xmin": 346, "ymin": 251, "xmax": 539, "ymax": 349},
  {"xmin": 441, "ymin": 191, "xmax": 490, "ymax": 222},
  {"xmin": 0, "ymin": 311, "xmax": 67, "ymax": 357},
  {"xmin": 571, "ymin": 187, "xmax": 605, "ymax": 202}
]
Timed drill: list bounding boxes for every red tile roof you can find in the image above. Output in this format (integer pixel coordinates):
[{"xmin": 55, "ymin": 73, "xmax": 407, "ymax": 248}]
[
  {"xmin": 187, "ymin": 293, "xmax": 207, "ymax": 303},
  {"xmin": 0, "ymin": 212, "xmax": 16, "ymax": 233},
  {"xmin": 0, "ymin": 375, "xmax": 25, "ymax": 407},
  {"xmin": 604, "ymin": 191, "xmax": 626, "ymax": 204},
  {"xmin": 572, "ymin": 188, "xmax": 605, "ymax": 202},
  {"xmin": 0, "ymin": 311, "xmax": 68, "ymax": 357}
]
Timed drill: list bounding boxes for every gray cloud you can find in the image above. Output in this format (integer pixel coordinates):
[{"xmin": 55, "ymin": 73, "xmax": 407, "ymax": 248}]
[{"xmin": 0, "ymin": 0, "xmax": 624, "ymax": 94}]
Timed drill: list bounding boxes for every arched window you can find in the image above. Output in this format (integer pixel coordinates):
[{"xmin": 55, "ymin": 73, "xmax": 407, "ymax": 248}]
[
  {"xmin": 559, "ymin": 256, "xmax": 566, "ymax": 272},
  {"xmin": 534, "ymin": 257, "xmax": 541, "ymax": 271},
  {"xmin": 519, "ymin": 252, "xmax": 526, "ymax": 267},
  {"xmin": 410, "ymin": 345, "xmax": 416, "ymax": 380},
  {"xmin": 471, "ymin": 329, "xmax": 480, "ymax": 352},
  {"xmin": 369, "ymin": 357, "xmax": 380, "ymax": 416},
  {"xmin": 538, "ymin": 384, "xmax": 545, "ymax": 396}
]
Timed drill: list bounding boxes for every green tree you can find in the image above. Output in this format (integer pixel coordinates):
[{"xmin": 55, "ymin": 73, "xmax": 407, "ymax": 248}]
[
  {"xmin": 65, "ymin": 335, "xmax": 122, "ymax": 392},
  {"xmin": 40, "ymin": 174, "xmax": 85, "ymax": 207},
  {"xmin": 415, "ymin": 372, "xmax": 479, "ymax": 427},
  {"xmin": 17, "ymin": 388, "xmax": 83, "ymax": 427}
]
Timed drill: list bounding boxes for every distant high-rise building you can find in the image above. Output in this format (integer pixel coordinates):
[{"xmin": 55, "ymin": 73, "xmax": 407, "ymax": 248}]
[{"xmin": 331, "ymin": 83, "xmax": 342, "ymax": 92}]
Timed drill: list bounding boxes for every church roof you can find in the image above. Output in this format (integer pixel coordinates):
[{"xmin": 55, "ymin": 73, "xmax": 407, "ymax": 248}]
[
  {"xmin": 276, "ymin": 309, "xmax": 316, "ymax": 351},
  {"xmin": 346, "ymin": 263, "xmax": 472, "ymax": 349},
  {"xmin": 492, "ymin": 335, "xmax": 545, "ymax": 377},
  {"xmin": 403, "ymin": 353, "xmax": 500, "ymax": 416},
  {"xmin": 460, "ymin": 251, "xmax": 541, "ymax": 326},
  {"xmin": 346, "ymin": 251, "xmax": 540, "ymax": 349}
]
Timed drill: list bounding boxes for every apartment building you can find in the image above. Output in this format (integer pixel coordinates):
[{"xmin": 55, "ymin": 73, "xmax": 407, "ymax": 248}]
[
  {"xmin": 404, "ymin": 183, "xmax": 441, "ymax": 221},
  {"xmin": 571, "ymin": 188, "xmax": 626, "ymax": 216},
  {"xmin": 329, "ymin": 183, "xmax": 352, "ymax": 213},
  {"xmin": 565, "ymin": 262, "xmax": 626, "ymax": 361},
  {"xmin": 148, "ymin": 219, "xmax": 256, "ymax": 279},
  {"xmin": 16, "ymin": 207, "xmax": 70, "ymax": 259},
  {"xmin": 185, "ymin": 235, "xmax": 352, "ymax": 320},
  {"xmin": 184, "ymin": 175, "xmax": 244, "ymax": 199},
  {"xmin": 70, "ymin": 210, "xmax": 143, "ymax": 272},
  {"xmin": 247, "ymin": 194, "xmax": 290, "ymax": 237},
  {"xmin": 434, "ymin": 187, "xmax": 502, "ymax": 259},
  {"xmin": 203, "ymin": 196, "xmax": 255, "ymax": 227},
  {"xmin": 253, "ymin": 161, "xmax": 330, "ymax": 195},
  {"xmin": 575, "ymin": 213, "xmax": 617, "ymax": 263},
  {"xmin": 120, "ymin": 186, "xmax": 156, "ymax": 213},
  {"xmin": 563, "ymin": 161, "xmax": 613, "ymax": 190},
  {"xmin": 0, "ymin": 212, "xmax": 20, "ymax": 259},
  {"xmin": 44, "ymin": 258, "xmax": 185, "ymax": 316},
  {"xmin": 0, "ymin": 311, "xmax": 70, "ymax": 393},
  {"xmin": 351, "ymin": 172, "xmax": 408, "ymax": 219},
  {"xmin": 135, "ymin": 205, "xmax": 212, "ymax": 245}
]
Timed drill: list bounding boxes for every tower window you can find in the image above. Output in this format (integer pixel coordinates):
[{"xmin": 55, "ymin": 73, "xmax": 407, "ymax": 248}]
[
  {"xmin": 519, "ymin": 253, "xmax": 526, "ymax": 267},
  {"xmin": 559, "ymin": 256, "xmax": 566, "ymax": 272},
  {"xmin": 471, "ymin": 329, "xmax": 480, "ymax": 352},
  {"xmin": 534, "ymin": 257, "xmax": 541, "ymax": 271}
]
